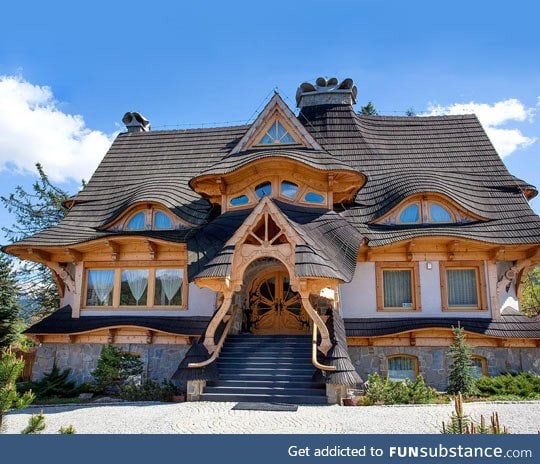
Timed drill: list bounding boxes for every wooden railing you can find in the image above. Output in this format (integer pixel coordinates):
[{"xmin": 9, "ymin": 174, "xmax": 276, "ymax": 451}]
[
  {"xmin": 312, "ymin": 324, "xmax": 336, "ymax": 372},
  {"xmin": 188, "ymin": 305, "xmax": 239, "ymax": 369}
]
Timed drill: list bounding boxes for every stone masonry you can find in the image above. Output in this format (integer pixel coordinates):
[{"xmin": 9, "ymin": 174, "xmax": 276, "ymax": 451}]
[
  {"xmin": 31, "ymin": 343, "xmax": 190, "ymax": 384},
  {"xmin": 348, "ymin": 346, "xmax": 540, "ymax": 391}
]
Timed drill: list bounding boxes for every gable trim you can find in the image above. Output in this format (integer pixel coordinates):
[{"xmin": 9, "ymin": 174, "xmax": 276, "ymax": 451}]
[{"xmin": 230, "ymin": 93, "xmax": 322, "ymax": 154}]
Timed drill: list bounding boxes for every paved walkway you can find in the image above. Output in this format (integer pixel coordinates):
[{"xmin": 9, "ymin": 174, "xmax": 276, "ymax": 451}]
[{"xmin": 3, "ymin": 401, "xmax": 540, "ymax": 434}]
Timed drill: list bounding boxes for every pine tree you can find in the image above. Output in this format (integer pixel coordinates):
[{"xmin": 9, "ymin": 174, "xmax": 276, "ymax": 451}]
[
  {"xmin": 447, "ymin": 326, "xmax": 477, "ymax": 396},
  {"xmin": 1, "ymin": 163, "xmax": 72, "ymax": 321},
  {"xmin": 360, "ymin": 101, "xmax": 378, "ymax": 115},
  {"xmin": 521, "ymin": 266, "xmax": 540, "ymax": 316},
  {"xmin": 0, "ymin": 253, "xmax": 19, "ymax": 348}
]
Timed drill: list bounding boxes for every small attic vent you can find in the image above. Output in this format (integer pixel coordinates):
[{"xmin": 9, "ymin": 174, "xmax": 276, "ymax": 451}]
[
  {"xmin": 122, "ymin": 111, "xmax": 150, "ymax": 133},
  {"xmin": 296, "ymin": 77, "xmax": 357, "ymax": 108}
]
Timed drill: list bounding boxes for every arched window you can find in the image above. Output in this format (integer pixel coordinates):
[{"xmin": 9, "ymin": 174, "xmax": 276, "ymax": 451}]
[
  {"xmin": 471, "ymin": 356, "xmax": 488, "ymax": 378},
  {"xmin": 259, "ymin": 121, "xmax": 295, "ymax": 145},
  {"xmin": 154, "ymin": 211, "xmax": 173, "ymax": 229},
  {"xmin": 399, "ymin": 204, "xmax": 420, "ymax": 223},
  {"xmin": 126, "ymin": 212, "xmax": 146, "ymax": 230},
  {"xmin": 387, "ymin": 355, "xmax": 418, "ymax": 381},
  {"xmin": 230, "ymin": 195, "xmax": 249, "ymax": 206},
  {"xmin": 430, "ymin": 203, "xmax": 453, "ymax": 223},
  {"xmin": 281, "ymin": 181, "xmax": 298, "ymax": 199},
  {"xmin": 255, "ymin": 181, "xmax": 272, "ymax": 198},
  {"xmin": 304, "ymin": 192, "xmax": 325, "ymax": 204}
]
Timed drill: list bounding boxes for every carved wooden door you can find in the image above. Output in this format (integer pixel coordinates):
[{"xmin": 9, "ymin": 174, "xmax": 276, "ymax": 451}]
[{"xmin": 248, "ymin": 270, "xmax": 308, "ymax": 334}]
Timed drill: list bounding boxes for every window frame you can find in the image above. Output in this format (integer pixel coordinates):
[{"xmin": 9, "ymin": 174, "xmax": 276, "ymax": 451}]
[
  {"xmin": 398, "ymin": 203, "xmax": 421, "ymax": 224},
  {"xmin": 375, "ymin": 262, "xmax": 421, "ymax": 312},
  {"xmin": 439, "ymin": 261, "xmax": 487, "ymax": 311},
  {"xmin": 82, "ymin": 264, "xmax": 188, "ymax": 311},
  {"xmin": 471, "ymin": 355, "xmax": 488, "ymax": 378},
  {"xmin": 116, "ymin": 205, "xmax": 180, "ymax": 232},
  {"xmin": 387, "ymin": 354, "xmax": 419, "ymax": 381},
  {"xmin": 254, "ymin": 117, "xmax": 298, "ymax": 147},
  {"xmin": 428, "ymin": 201, "xmax": 454, "ymax": 223}
]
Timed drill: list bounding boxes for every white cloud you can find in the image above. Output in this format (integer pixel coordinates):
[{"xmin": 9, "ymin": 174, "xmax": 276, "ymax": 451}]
[
  {"xmin": 0, "ymin": 75, "xmax": 115, "ymax": 183},
  {"xmin": 425, "ymin": 99, "xmax": 537, "ymax": 158}
]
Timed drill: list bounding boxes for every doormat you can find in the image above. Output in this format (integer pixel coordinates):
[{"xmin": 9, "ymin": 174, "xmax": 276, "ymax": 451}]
[{"xmin": 232, "ymin": 402, "xmax": 298, "ymax": 412}]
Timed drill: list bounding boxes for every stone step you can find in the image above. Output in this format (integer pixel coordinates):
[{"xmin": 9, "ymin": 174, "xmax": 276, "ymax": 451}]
[
  {"xmin": 204, "ymin": 386, "xmax": 326, "ymax": 396},
  {"xmin": 200, "ymin": 393, "xmax": 328, "ymax": 405},
  {"xmin": 207, "ymin": 379, "xmax": 324, "ymax": 389},
  {"xmin": 218, "ymin": 373, "xmax": 314, "ymax": 381}
]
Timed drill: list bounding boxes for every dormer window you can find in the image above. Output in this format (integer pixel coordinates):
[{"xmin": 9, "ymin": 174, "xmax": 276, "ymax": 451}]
[
  {"xmin": 258, "ymin": 121, "xmax": 296, "ymax": 145},
  {"xmin": 304, "ymin": 192, "xmax": 325, "ymax": 204},
  {"xmin": 398, "ymin": 201, "xmax": 453, "ymax": 224},
  {"xmin": 154, "ymin": 211, "xmax": 173, "ymax": 229},
  {"xmin": 120, "ymin": 206, "xmax": 178, "ymax": 231},
  {"xmin": 281, "ymin": 181, "xmax": 298, "ymax": 198},
  {"xmin": 126, "ymin": 212, "xmax": 146, "ymax": 230},
  {"xmin": 399, "ymin": 204, "xmax": 420, "ymax": 224},
  {"xmin": 429, "ymin": 203, "xmax": 452, "ymax": 223},
  {"xmin": 255, "ymin": 182, "xmax": 272, "ymax": 198},
  {"xmin": 374, "ymin": 194, "xmax": 481, "ymax": 226}
]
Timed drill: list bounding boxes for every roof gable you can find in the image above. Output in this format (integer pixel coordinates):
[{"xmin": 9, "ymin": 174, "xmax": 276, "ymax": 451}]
[{"xmin": 230, "ymin": 93, "xmax": 322, "ymax": 154}]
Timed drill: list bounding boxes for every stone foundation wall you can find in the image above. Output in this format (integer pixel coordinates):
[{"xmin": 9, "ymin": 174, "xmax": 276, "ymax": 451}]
[
  {"xmin": 348, "ymin": 346, "xmax": 540, "ymax": 391},
  {"xmin": 32, "ymin": 343, "xmax": 190, "ymax": 384}
]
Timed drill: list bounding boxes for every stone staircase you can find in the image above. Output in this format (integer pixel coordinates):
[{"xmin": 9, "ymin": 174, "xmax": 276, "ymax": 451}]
[{"xmin": 200, "ymin": 334, "xmax": 327, "ymax": 404}]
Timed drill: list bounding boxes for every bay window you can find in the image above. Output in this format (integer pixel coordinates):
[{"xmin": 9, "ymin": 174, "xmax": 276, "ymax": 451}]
[{"xmin": 84, "ymin": 267, "xmax": 186, "ymax": 309}]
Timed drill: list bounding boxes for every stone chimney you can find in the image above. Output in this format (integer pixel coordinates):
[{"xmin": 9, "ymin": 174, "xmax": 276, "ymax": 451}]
[
  {"xmin": 296, "ymin": 77, "xmax": 357, "ymax": 108},
  {"xmin": 122, "ymin": 111, "xmax": 150, "ymax": 133}
]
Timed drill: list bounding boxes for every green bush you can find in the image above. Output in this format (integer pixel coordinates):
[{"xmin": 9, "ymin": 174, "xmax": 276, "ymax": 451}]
[
  {"xmin": 26, "ymin": 364, "xmax": 79, "ymax": 399},
  {"xmin": 91, "ymin": 344, "xmax": 143, "ymax": 394},
  {"xmin": 0, "ymin": 347, "xmax": 34, "ymax": 430},
  {"xmin": 364, "ymin": 373, "xmax": 437, "ymax": 405},
  {"xmin": 120, "ymin": 379, "xmax": 180, "ymax": 402},
  {"xmin": 475, "ymin": 372, "xmax": 540, "ymax": 399}
]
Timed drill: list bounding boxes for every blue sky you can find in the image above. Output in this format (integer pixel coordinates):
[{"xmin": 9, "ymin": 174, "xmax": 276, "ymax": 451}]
[{"xmin": 0, "ymin": 0, "xmax": 539, "ymax": 237}]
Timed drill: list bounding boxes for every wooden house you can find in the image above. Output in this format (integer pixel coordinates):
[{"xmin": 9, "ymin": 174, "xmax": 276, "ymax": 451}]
[{"xmin": 5, "ymin": 77, "xmax": 540, "ymax": 403}]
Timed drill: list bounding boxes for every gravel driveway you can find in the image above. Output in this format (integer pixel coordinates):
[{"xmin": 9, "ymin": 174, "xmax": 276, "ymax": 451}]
[{"xmin": 3, "ymin": 401, "xmax": 540, "ymax": 434}]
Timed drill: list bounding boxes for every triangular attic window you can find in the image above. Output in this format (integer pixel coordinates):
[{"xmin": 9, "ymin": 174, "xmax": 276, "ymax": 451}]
[{"xmin": 258, "ymin": 121, "xmax": 296, "ymax": 145}]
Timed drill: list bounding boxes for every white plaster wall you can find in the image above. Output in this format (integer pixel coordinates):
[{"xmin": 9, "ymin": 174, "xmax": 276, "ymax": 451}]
[
  {"xmin": 339, "ymin": 262, "xmax": 377, "ymax": 317},
  {"xmin": 340, "ymin": 261, "xmax": 492, "ymax": 318},
  {"xmin": 81, "ymin": 283, "xmax": 216, "ymax": 317},
  {"xmin": 497, "ymin": 261, "xmax": 521, "ymax": 315}
]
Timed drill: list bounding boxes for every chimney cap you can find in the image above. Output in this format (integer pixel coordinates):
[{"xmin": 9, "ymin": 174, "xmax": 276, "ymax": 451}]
[
  {"xmin": 122, "ymin": 111, "xmax": 150, "ymax": 132},
  {"xmin": 296, "ymin": 77, "xmax": 357, "ymax": 108}
]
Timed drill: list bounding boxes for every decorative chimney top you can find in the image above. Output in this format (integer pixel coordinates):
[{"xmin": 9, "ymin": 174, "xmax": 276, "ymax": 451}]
[
  {"xmin": 122, "ymin": 112, "xmax": 150, "ymax": 132},
  {"xmin": 296, "ymin": 77, "xmax": 357, "ymax": 108}
]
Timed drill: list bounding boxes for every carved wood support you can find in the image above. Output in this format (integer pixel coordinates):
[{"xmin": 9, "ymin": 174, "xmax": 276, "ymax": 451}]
[
  {"xmin": 299, "ymin": 289, "xmax": 332, "ymax": 355},
  {"xmin": 203, "ymin": 294, "xmax": 233, "ymax": 353},
  {"xmin": 105, "ymin": 240, "xmax": 120, "ymax": 261}
]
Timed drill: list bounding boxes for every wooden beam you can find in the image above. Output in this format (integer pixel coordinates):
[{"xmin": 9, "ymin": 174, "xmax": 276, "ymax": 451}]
[
  {"xmin": 144, "ymin": 239, "xmax": 157, "ymax": 260},
  {"xmin": 446, "ymin": 240, "xmax": 460, "ymax": 260},
  {"xmin": 65, "ymin": 248, "xmax": 83, "ymax": 262},
  {"xmin": 107, "ymin": 329, "xmax": 116, "ymax": 344},
  {"xmin": 490, "ymin": 247, "xmax": 506, "ymax": 261},
  {"xmin": 406, "ymin": 240, "xmax": 416, "ymax": 261},
  {"xmin": 26, "ymin": 248, "xmax": 51, "ymax": 262},
  {"xmin": 146, "ymin": 330, "xmax": 154, "ymax": 345},
  {"xmin": 105, "ymin": 240, "xmax": 120, "ymax": 261},
  {"xmin": 526, "ymin": 246, "xmax": 540, "ymax": 260}
]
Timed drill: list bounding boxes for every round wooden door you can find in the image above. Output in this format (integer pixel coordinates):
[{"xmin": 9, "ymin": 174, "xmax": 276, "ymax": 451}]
[{"xmin": 248, "ymin": 270, "xmax": 308, "ymax": 334}]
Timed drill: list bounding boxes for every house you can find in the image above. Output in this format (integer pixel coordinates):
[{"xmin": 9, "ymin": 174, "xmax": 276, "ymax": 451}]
[{"xmin": 5, "ymin": 76, "xmax": 540, "ymax": 404}]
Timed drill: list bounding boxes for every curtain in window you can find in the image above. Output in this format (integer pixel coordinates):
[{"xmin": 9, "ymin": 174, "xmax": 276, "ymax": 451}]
[
  {"xmin": 156, "ymin": 269, "xmax": 183, "ymax": 304},
  {"xmin": 88, "ymin": 270, "xmax": 115, "ymax": 305},
  {"xmin": 123, "ymin": 270, "xmax": 148, "ymax": 304},
  {"xmin": 447, "ymin": 269, "xmax": 478, "ymax": 306},
  {"xmin": 127, "ymin": 212, "xmax": 145, "ymax": 230},
  {"xmin": 383, "ymin": 270, "xmax": 412, "ymax": 308},
  {"xmin": 388, "ymin": 357, "xmax": 416, "ymax": 381},
  {"xmin": 471, "ymin": 358, "xmax": 484, "ymax": 379}
]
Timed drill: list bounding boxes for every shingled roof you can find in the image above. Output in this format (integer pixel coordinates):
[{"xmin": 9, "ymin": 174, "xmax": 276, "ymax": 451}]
[
  {"xmin": 24, "ymin": 305, "xmax": 211, "ymax": 336},
  {"xmin": 298, "ymin": 105, "xmax": 540, "ymax": 246},
  {"xmin": 5, "ymin": 93, "xmax": 540, "ymax": 255},
  {"xmin": 344, "ymin": 315, "xmax": 540, "ymax": 339}
]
